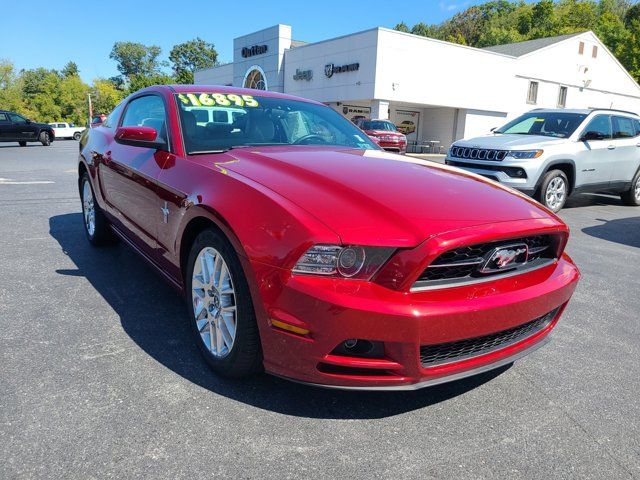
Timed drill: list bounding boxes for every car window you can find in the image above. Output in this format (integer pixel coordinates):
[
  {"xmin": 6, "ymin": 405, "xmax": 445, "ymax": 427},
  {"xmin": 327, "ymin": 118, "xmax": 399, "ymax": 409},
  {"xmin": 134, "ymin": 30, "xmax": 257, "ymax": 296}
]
[
  {"xmin": 57, "ymin": 123, "xmax": 66, "ymax": 128},
  {"xmin": 175, "ymin": 92, "xmax": 378, "ymax": 154},
  {"xmin": 102, "ymin": 102, "xmax": 125, "ymax": 129},
  {"xmin": 9, "ymin": 113, "xmax": 26, "ymax": 124},
  {"xmin": 121, "ymin": 95, "xmax": 167, "ymax": 142},
  {"xmin": 582, "ymin": 115, "xmax": 612, "ymax": 140},
  {"xmin": 0, "ymin": 113, "xmax": 9, "ymax": 123},
  {"xmin": 612, "ymin": 116, "xmax": 637, "ymax": 139},
  {"xmin": 635, "ymin": 119, "xmax": 640, "ymax": 136},
  {"xmin": 361, "ymin": 120, "xmax": 397, "ymax": 131},
  {"xmin": 495, "ymin": 112, "xmax": 587, "ymax": 138}
]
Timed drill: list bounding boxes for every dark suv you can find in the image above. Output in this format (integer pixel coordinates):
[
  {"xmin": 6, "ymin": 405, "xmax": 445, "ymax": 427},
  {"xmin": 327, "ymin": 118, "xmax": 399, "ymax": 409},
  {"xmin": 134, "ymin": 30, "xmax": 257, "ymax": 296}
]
[{"xmin": 0, "ymin": 110, "xmax": 55, "ymax": 146}]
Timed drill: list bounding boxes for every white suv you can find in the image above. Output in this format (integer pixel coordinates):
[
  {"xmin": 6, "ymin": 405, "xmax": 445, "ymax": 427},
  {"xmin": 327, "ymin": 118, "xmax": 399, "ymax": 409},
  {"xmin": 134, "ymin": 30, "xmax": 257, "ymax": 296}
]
[{"xmin": 446, "ymin": 109, "xmax": 640, "ymax": 212}]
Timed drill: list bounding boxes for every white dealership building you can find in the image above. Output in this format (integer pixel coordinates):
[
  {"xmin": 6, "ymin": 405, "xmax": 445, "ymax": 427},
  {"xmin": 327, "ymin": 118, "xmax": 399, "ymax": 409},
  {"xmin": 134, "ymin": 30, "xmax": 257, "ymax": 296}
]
[{"xmin": 195, "ymin": 24, "xmax": 640, "ymax": 151}]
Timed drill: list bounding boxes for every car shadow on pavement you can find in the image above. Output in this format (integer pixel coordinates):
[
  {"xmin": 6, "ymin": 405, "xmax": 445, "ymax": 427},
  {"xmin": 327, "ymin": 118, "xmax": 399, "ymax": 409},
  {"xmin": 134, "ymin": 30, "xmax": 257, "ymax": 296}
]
[
  {"xmin": 564, "ymin": 192, "xmax": 624, "ymax": 209},
  {"xmin": 582, "ymin": 216, "xmax": 640, "ymax": 249},
  {"xmin": 49, "ymin": 213, "xmax": 509, "ymax": 419}
]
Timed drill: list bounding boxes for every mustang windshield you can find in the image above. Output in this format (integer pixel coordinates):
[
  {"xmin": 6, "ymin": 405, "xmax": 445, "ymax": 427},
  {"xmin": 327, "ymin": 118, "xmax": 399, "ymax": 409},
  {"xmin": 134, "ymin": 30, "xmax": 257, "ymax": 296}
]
[
  {"xmin": 175, "ymin": 92, "xmax": 379, "ymax": 154},
  {"xmin": 495, "ymin": 112, "xmax": 588, "ymax": 138}
]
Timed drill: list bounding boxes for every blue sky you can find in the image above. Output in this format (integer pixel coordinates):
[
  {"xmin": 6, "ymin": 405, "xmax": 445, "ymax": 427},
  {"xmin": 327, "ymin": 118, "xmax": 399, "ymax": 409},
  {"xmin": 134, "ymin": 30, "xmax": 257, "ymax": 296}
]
[{"xmin": 1, "ymin": 0, "xmax": 483, "ymax": 83}]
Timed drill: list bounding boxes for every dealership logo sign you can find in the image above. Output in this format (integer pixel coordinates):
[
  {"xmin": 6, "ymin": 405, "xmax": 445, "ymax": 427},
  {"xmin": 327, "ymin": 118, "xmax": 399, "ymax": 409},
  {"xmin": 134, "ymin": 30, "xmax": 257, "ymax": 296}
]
[
  {"xmin": 293, "ymin": 68, "xmax": 313, "ymax": 81},
  {"xmin": 324, "ymin": 62, "xmax": 360, "ymax": 78},
  {"xmin": 242, "ymin": 44, "xmax": 268, "ymax": 58},
  {"xmin": 480, "ymin": 244, "xmax": 529, "ymax": 273}
]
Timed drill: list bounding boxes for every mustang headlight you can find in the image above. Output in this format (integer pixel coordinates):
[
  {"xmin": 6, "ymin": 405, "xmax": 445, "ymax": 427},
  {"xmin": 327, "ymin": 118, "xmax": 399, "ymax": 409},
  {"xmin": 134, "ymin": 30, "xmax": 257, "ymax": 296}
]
[
  {"xmin": 508, "ymin": 149, "xmax": 543, "ymax": 159},
  {"xmin": 293, "ymin": 245, "xmax": 395, "ymax": 280}
]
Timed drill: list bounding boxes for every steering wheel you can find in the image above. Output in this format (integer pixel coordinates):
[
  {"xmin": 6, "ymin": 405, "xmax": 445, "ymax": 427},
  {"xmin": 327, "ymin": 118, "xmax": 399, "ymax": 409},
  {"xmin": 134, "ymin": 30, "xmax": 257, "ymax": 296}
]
[{"xmin": 293, "ymin": 134, "xmax": 328, "ymax": 145}]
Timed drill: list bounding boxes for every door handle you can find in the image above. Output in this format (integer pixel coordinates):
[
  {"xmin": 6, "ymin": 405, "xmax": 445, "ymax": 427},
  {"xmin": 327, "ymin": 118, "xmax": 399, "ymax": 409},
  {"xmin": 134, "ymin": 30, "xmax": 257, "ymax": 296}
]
[{"xmin": 607, "ymin": 145, "xmax": 616, "ymax": 150}]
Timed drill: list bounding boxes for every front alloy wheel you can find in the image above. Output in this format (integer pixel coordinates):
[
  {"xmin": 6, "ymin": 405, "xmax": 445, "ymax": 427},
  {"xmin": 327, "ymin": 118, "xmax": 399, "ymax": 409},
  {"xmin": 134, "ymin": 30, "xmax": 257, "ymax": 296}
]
[
  {"xmin": 539, "ymin": 169, "xmax": 569, "ymax": 212},
  {"xmin": 186, "ymin": 228, "xmax": 262, "ymax": 378},
  {"xmin": 79, "ymin": 172, "xmax": 114, "ymax": 246},
  {"xmin": 191, "ymin": 247, "xmax": 237, "ymax": 358},
  {"xmin": 82, "ymin": 179, "xmax": 96, "ymax": 237}
]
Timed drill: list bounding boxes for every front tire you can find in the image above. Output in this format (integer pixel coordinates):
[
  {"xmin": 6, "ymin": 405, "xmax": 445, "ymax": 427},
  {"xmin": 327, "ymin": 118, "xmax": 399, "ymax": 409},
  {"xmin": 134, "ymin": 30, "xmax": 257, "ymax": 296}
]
[
  {"xmin": 40, "ymin": 131, "xmax": 51, "ymax": 146},
  {"xmin": 621, "ymin": 170, "xmax": 640, "ymax": 206},
  {"xmin": 186, "ymin": 228, "xmax": 262, "ymax": 378},
  {"xmin": 538, "ymin": 169, "xmax": 569, "ymax": 213},
  {"xmin": 80, "ymin": 172, "xmax": 114, "ymax": 246},
  {"xmin": 73, "ymin": 132, "xmax": 81, "ymax": 141}
]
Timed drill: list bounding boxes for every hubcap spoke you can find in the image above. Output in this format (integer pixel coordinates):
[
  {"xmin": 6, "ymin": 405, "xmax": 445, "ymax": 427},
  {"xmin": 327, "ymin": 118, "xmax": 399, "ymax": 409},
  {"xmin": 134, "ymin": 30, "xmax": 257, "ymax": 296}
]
[{"xmin": 191, "ymin": 246, "xmax": 237, "ymax": 358}]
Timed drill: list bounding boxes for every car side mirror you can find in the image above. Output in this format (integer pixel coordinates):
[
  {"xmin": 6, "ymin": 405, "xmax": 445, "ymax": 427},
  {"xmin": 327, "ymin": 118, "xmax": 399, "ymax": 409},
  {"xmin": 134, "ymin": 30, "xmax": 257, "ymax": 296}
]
[
  {"xmin": 580, "ymin": 131, "xmax": 605, "ymax": 142},
  {"xmin": 115, "ymin": 126, "xmax": 167, "ymax": 150}
]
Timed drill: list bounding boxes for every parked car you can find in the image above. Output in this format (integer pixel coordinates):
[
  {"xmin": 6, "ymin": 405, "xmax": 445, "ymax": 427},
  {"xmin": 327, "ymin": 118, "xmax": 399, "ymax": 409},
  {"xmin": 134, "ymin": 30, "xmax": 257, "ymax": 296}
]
[
  {"xmin": 49, "ymin": 122, "xmax": 86, "ymax": 140},
  {"xmin": 355, "ymin": 118, "xmax": 407, "ymax": 154},
  {"xmin": 78, "ymin": 86, "xmax": 579, "ymax": 390},
  {"xmin": 446, "ymin": 108, "xmax": 640, "ymax": 212},
  {"xmin": 90, "ymin": 114, "xmax": 108, "ymax": 128},
  {"xmin": 0, "ymin": 110, "xmax": 54, "ymax": 146}
]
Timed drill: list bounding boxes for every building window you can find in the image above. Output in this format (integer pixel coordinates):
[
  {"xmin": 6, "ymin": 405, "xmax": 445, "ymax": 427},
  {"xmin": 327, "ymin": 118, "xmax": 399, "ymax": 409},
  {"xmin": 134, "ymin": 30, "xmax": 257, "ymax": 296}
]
[
  {"xmin": 578, "ymin": 42, "xmax": 584, "ymax": 54},
  {"xmin": 592, "ymin": 45, "xmax": 598, "ymax": 58},
  {"xmin": 243, "ymin": 67, "xmax": 267, "ymax": 90},
  {"xmin": 527, "ymin": 81, "xmax": 539, "ymax": 104},
  {"xmin": 557, "ymin": 86, "xmax": 568, "ymax": 108}
]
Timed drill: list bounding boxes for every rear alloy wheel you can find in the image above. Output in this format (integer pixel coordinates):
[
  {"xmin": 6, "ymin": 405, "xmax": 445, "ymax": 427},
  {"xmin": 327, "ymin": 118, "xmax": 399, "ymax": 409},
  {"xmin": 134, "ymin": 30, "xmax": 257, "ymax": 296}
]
[
  {"xmin": 186, "ymin": 229, "xmax": 262, "ymax": 378},
  {"xmin": 73, "ymin": 132, "xmax": 81, "ymax": 141},
  {"xmin": 80, "ymin": 172, "xmax": 114, "ymax": 246},
  {"xmin": 539, "ymin": 170, "xmax": 568, "ymax": 212},
  {"xmin": 40, "ymin": 131, "xmax": 51, "ymax": 146},
  {"xmin": 621, "ymin": 171, "xmax": 640, "ymax": 206}
]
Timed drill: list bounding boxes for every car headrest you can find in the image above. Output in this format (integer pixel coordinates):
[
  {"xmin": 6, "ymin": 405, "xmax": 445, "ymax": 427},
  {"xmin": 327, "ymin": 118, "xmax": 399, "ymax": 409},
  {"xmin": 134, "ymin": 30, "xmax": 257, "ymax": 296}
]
[{"xmin": 248, "ymin": 112, "xmax": 275, "ymax": 143}]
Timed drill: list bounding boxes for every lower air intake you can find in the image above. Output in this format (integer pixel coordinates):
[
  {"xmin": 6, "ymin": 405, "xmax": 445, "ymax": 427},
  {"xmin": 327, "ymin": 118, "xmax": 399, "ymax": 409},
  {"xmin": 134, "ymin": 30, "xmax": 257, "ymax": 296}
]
[{"xmin": 419, "ymin": 308, "xmax": 559, "ymax": 367}]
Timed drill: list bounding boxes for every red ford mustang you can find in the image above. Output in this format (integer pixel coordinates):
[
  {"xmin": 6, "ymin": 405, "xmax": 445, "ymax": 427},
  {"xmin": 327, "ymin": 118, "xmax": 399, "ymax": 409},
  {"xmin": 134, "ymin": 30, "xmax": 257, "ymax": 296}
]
[{"xmin": 78, "ymin": 85, "xmax": 579, "ymax": 390}]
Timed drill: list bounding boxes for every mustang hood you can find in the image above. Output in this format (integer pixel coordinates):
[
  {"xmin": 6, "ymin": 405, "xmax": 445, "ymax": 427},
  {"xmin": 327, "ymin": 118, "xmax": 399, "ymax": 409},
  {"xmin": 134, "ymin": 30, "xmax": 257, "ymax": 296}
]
[{"xmin": 222, "ymin": 147, "xmax": 558, "ymax": 246}]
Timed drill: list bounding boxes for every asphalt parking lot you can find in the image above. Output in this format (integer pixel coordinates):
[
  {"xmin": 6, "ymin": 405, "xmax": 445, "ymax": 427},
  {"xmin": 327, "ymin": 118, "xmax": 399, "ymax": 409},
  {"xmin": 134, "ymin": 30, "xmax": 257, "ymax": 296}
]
[{"xmin": 1, "ymin": 141, "xmax": 639, "ymax": 479}]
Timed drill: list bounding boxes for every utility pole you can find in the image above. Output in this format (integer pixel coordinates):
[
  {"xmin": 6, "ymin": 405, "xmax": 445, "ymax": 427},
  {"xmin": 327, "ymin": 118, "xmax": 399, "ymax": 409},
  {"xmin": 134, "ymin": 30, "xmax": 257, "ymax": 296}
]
[{"xmin": 87, "ymin": 94, "xmax": 93, "ymax": 128}]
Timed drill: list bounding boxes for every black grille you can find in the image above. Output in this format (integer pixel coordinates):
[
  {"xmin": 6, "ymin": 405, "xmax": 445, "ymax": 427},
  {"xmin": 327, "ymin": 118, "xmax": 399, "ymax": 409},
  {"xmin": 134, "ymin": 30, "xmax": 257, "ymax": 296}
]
[
  {"xmin": 420, "ymin": 308, "xmax": 559, "ymax": 367},
  {"xmin": 416, "ymin": 235, "xmax": 556, "ymax": 285},
  {"xmin": 445, "ymin": 160, "xmax": 527, "ymax": 179},
  {"xmin": 450, "ymin": 146, "xmax": 508, "ymax": 161}
]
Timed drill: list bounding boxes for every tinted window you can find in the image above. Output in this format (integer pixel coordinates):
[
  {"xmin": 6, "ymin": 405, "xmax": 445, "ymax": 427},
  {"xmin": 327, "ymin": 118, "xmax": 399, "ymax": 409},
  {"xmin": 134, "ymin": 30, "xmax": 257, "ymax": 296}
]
[
  {"xmin": 0, "ymin": 113, "xmax": 10, "ymax": 123},
  {"xmin": 582, "ymin": 115, "xmax": 612, "ymax": 140},
  {"xmin": 635, "ymin": 120, "xmax": 640, "ymax": 136},
  {"xmin": 175, "ymin": 92, "xmax": 378, "ymax": 154},
  {"xmin": 361, "ymin": 120, "xmax": 397, "ymax": 131},
  {"xmin": 495, "ymin": 112, "xmax": 587, "ymax": 138},
  {"xmin": 612, "ymin": 116, "xmax": 636, "ymax": 139},
  {"xmin": 102, "ymin": 103, "xmax": 125, "ymax": 129},
  {"xmin": 9, "ymin": 113, "xmax": 26, "ymax": 124},
  {"xmin": 57, "ymin": 123, "xmax": 66, "ymax": 128},
  {"xmin": 212, "ymin": 110, "xmax": 229, "ymax": 123},
  {"xmin": 121, "ymin": 95, "xmax": 167, "ymax": 142}
]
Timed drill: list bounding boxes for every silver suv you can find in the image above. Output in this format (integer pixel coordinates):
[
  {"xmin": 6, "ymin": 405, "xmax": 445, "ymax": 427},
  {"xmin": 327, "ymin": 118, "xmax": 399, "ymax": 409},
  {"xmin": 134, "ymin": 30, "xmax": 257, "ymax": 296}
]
[{"xmin": 446, "ymin": 109, "xmax": 640, "ymax": 212}]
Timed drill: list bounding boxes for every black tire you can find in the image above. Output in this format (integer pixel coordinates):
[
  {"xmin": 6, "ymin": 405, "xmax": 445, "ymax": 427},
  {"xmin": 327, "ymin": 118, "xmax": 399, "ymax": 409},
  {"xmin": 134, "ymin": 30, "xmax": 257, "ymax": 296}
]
[
  {"xmin": 39, "ymin": 131, "xmax": 51, "ymax": 146},
  {"xmin": 73, "ymin": 132, "xmax": 81, "ymax": 141},
  {"xmin": 79, "ymin": 172, "xmax": 114, "ymax": 246},
  {"xmin": 186, "ymin": 228, "xmax": 262, "ymax": 378},
  {"xmin": 621, "ymin": 170, "xmax": 640, "ymax": 206},
  {"xmin": 538, "ymin": 169, "xmax": 569, "ymax": 213},
  {"xmin": 19, "ymin": 141, "xmax": 27, "ymax": 147}
]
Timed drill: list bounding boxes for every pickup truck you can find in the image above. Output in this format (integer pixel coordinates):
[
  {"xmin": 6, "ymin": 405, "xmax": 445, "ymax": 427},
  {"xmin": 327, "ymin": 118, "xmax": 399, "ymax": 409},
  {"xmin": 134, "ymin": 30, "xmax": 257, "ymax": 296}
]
[{"xmin": 49, "ymin": 122, "xmax": 86, "ymax": 140}]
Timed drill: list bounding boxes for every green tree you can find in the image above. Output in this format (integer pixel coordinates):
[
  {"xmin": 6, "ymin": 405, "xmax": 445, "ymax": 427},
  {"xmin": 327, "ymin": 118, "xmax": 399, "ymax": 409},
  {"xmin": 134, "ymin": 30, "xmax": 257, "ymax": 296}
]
[
  {"xmin": 169, "ymin": 38, "xmax": 218, "ymax": 84},
  {"xmin": 394, "ymin": 22, "xmax": 411, "ymax": 33},
  {"xmin": 127, "ymin": 72, "xmax": 174, "ymax": 93},
  {"xmin": 61, "ymin": 61, "xmax": 80, "ymax": 78},
  {"xmin": 109, "ymin": 42, "xmax": 163, "ymax": 79},
  {"xmin": 90, "ymin": 79, "xmax": 125, "ymax": 116}
]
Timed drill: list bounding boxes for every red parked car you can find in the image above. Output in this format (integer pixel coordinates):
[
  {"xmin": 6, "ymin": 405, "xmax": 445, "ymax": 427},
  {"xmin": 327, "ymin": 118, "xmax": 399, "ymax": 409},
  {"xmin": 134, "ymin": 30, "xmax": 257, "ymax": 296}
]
[
  {"xmin": 78, "ymin": 85, "xmax": 579, "ymax": 390},
  {"xmin": 355, "ymin": 118, "xmax": 407, "ymax": 154}
]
